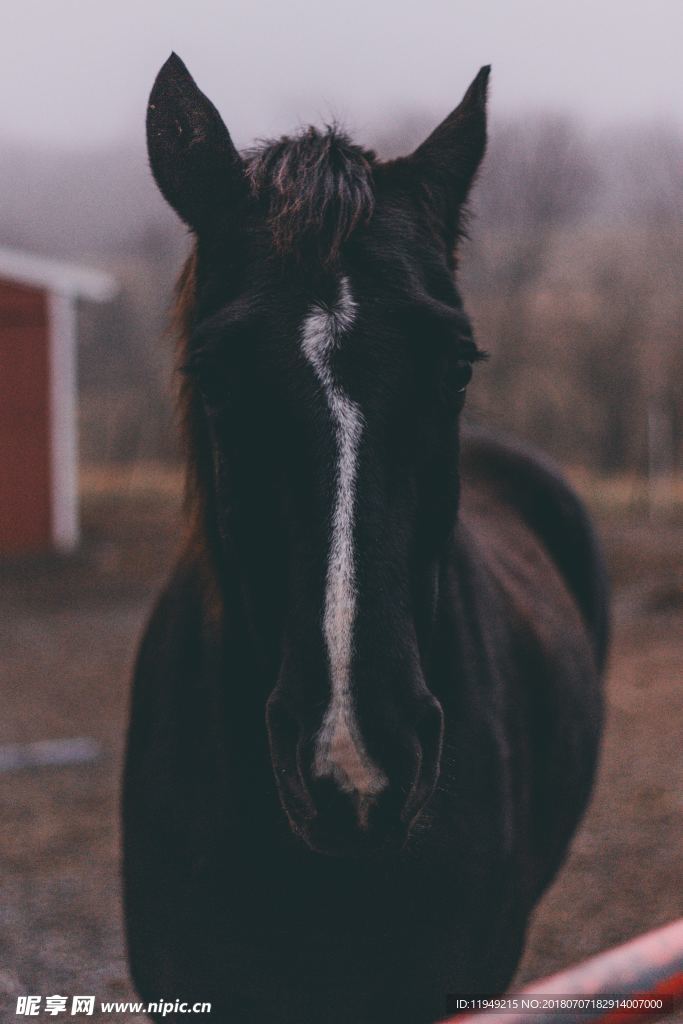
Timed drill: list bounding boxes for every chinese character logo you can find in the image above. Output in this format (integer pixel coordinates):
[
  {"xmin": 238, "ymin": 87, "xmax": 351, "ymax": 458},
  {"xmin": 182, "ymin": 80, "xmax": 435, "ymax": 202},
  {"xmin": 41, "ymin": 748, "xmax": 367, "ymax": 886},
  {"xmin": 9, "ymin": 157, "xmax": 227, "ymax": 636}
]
[
  {"xmin": 16, "ymin": 996, "xmax": 41, "ymax": 1016},
  {"xmin": 45, "ymin": 996, "xmax": 68, "ymax": 1016},
  {"xmin": 71, "ymin": 997, "xmax": 95, "ymax": 1016}
]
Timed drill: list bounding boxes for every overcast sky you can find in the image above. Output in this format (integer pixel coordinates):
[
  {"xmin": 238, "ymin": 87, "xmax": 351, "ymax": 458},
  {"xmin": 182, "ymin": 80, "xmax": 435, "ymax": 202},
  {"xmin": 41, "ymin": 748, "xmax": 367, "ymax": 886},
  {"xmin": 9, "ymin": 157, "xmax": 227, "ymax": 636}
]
[{"xmin": 3, "ymin": 0, "xmax": 682, "ymax": 152}]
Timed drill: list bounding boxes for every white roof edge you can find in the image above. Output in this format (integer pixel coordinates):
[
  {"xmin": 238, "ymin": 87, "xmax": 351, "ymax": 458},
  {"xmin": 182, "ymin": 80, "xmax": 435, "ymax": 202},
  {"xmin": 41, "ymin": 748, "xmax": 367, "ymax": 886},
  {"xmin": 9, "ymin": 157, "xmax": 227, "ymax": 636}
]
[{"xmin": 0, "ymin": 246, "xmax": 117, "ymax": 302}]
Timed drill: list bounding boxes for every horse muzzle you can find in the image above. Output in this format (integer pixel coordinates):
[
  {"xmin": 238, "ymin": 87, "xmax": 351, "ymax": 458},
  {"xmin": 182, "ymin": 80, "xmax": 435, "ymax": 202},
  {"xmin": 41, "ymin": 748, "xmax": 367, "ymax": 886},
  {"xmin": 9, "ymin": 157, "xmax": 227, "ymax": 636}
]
[{"xmin": 265, "ymin": 689, "xmax": 444, "ymax": 858}]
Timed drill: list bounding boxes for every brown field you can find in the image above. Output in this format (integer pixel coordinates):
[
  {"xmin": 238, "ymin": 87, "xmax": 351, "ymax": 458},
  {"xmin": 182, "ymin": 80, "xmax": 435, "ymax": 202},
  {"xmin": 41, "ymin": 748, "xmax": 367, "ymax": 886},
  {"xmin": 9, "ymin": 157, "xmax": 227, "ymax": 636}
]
[{"xmin": 0, "ymin": 465, "xmax": 681, "ymax": 1022}]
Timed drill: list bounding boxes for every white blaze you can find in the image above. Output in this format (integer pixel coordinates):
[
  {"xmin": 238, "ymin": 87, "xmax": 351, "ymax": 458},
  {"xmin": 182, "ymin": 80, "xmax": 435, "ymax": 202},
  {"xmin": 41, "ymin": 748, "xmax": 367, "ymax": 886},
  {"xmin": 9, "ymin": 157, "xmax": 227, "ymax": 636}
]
[{"xmin": 301, "ymin": 276, "xmax": 388, "ymax": 801}]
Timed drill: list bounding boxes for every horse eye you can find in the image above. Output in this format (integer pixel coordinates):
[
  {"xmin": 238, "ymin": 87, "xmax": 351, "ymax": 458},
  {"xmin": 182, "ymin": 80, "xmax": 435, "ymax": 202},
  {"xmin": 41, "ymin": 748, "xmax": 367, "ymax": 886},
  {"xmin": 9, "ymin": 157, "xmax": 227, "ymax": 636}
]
[{"xmin": 442, "ymin": 359, "xmax": 473, "ymax": 400}]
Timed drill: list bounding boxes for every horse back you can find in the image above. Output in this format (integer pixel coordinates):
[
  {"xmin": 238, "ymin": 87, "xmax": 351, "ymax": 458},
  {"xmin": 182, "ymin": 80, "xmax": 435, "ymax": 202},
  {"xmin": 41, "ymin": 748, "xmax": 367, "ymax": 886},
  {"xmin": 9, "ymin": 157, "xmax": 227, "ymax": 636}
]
[{"xmin": 460, "ymin": 426, "xmax": 610, "ymax": 674}]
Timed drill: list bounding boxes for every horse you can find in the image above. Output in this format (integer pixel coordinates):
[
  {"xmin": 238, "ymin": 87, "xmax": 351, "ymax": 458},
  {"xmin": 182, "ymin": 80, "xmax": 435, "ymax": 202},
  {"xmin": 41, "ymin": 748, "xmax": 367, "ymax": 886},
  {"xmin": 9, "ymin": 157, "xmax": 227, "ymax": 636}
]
[{"xmin": 123, "ymin": 53, "xmax": 608, "ymax": 1024}]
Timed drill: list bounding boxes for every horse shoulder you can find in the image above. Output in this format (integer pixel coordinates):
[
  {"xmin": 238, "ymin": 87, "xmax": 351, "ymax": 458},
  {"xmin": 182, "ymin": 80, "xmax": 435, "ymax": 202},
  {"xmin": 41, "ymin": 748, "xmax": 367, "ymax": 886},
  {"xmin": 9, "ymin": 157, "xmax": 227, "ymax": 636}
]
[
  {"xmin": 124, "ymin": 548, "xmax": 227, "ymax": 834},
  {"xmin": 457, "ymin": 429, "xmax": 606, "ymax": 893}
]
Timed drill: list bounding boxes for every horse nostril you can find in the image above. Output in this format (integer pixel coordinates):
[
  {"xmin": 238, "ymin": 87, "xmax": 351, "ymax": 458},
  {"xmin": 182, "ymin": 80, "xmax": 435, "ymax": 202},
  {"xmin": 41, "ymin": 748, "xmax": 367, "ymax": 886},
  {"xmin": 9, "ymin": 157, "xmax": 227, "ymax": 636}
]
[
  {"xmin": 400, "ymin": 695, "xmax": 444, "ymax": 826},
  {"xmin": 265, "ymin": 693, "xmax": 317, "ymax": 825}
]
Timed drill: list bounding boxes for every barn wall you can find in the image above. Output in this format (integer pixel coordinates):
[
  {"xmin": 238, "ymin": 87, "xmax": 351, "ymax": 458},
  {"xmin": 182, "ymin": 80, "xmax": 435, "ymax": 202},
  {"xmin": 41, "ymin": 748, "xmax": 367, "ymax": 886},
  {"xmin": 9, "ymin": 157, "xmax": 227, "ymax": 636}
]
[{"xmin": 0, "ymin": 279, "xmax": 52, "ymax": 554}]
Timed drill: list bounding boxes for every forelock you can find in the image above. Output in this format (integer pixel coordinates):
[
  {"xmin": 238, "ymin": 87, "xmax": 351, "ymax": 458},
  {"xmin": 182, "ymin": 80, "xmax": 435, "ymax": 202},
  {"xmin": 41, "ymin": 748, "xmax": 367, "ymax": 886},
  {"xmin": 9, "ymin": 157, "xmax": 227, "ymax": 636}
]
[{"xmin": 244, "ymin": 126, "xmax": 376, "ymax": 265}]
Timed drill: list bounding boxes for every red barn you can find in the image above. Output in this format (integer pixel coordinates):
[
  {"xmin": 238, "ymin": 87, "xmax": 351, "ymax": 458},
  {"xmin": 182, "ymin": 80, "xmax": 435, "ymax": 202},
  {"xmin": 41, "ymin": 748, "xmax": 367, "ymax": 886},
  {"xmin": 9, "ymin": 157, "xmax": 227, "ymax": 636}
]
[{"xmin": 0, "ymin": 248, "xmax": 116, "ymax": 555}]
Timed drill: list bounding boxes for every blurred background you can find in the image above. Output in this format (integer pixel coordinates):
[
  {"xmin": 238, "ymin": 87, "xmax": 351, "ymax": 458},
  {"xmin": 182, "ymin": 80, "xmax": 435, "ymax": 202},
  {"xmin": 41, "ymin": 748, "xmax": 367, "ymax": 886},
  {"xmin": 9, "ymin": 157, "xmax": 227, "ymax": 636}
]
[{"xmin": 0, "ymin": 1, "xmax": 681, "ymax": 1018}]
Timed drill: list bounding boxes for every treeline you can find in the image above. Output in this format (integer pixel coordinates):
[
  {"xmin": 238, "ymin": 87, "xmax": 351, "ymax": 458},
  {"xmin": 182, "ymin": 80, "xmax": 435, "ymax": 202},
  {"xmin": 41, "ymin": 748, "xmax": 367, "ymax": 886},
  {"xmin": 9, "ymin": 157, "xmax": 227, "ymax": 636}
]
[
  {"xmin": 462, "ymin": 118, "xmax": 682, "ymax": 474},
  {"xmin": 1, "ymin": 117, "xmax": 681, "ymax": 472}
]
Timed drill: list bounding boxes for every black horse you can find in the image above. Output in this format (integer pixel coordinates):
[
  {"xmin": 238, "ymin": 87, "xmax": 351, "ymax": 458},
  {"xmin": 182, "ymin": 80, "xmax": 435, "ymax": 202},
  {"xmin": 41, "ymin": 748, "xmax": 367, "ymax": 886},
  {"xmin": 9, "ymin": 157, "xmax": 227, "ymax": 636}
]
[{"xmin": 123, "ymin": 54, "xmax": 608, "ymax": 1024}]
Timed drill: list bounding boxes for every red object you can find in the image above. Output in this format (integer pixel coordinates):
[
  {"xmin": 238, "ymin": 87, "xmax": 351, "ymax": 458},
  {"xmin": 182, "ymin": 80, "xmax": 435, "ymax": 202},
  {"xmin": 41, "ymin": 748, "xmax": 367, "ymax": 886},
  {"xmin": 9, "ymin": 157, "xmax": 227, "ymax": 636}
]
[
  {"xmin": 0, "ymin": 280, "xmax": 52, "ymax": 554},
  {"xmin": 441, "ymin": 918, "xmax": 683, "ymax": 1024},
  {"xmin": 0, "ymin": 248, "xmax": 115, "ymax": 556}
]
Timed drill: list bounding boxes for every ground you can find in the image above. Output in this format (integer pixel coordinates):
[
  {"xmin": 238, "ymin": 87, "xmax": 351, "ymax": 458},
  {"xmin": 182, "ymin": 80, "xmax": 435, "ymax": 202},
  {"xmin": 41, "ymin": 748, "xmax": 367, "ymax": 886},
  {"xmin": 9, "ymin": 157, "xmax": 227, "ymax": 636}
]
[{"xmin": 0, "ymin": 465, "xmax": 681, "ymax": 1022}]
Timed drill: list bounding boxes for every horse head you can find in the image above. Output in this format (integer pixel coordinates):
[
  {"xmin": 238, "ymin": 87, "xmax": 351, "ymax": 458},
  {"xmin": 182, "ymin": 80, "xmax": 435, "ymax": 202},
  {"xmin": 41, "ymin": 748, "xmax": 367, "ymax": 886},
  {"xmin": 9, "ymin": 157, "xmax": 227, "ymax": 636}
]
[{"xmin": 146, "ymin": 53, "xmax": 489, "ymax": 856}]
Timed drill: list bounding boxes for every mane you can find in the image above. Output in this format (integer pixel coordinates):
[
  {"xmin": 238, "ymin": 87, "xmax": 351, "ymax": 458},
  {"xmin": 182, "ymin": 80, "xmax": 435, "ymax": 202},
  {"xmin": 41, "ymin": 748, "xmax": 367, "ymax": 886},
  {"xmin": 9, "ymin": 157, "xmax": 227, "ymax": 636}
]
[
  {"xmin": 172, "ymin": 248, "xmax": 213, "ymax": 550},
  {"xmin": 244, "ymin": 125, "xmax": 376, "ymax": 264}
]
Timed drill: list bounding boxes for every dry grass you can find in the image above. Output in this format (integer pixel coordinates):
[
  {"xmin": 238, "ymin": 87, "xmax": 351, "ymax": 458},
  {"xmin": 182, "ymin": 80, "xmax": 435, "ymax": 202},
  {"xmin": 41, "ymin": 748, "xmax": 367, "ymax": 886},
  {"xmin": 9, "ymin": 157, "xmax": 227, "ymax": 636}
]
[
  {"xmin": 569, "ymin": 467, "xmax": 683, "ymax": 518},
  {"xmin": 81, "ymin": 462, "xmax": 183, "ymax": 501}
]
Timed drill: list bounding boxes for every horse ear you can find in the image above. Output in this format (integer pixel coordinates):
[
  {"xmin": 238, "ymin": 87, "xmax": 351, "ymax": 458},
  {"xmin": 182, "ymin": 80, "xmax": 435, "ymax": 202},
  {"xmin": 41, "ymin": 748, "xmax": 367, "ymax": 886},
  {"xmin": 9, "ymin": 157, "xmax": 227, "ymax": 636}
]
[
  {"xmin": 409, "ymin": 65, "xmax": 490, "ymax": 224},
  {"xmin": 147, "ymin": 53, "xmax": 246, "ymax": 233}
]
